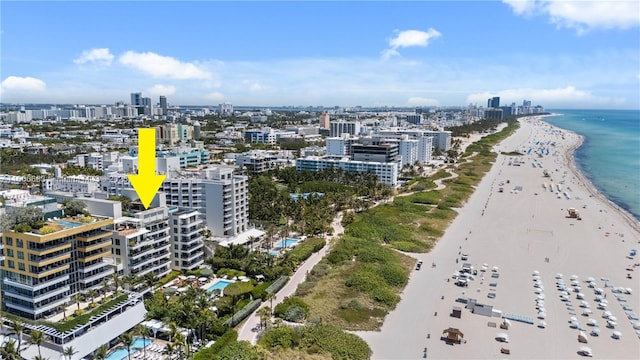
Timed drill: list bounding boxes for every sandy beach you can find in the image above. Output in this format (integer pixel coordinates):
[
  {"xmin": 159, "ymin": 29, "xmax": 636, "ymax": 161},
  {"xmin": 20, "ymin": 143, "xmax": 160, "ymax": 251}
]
[{"xmin": 355, "ymin": 116, "xmax": 640, "ymax": 359}]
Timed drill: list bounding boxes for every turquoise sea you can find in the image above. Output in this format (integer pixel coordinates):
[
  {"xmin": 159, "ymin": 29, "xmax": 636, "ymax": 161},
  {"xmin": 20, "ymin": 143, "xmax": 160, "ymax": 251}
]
[{"xmin": 544, "ymin": 109, "xmax": 640, "ymax": 220}]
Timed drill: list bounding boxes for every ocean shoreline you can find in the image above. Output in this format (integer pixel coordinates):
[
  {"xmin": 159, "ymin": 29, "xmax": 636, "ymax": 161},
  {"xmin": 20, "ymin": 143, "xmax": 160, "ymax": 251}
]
[
  {"xmin": 539, "ymin": 115, "xmax": 640, "ymax": 232},
  {"xmin": 544, "ymin": 110, "xmax": 640, "ymax": 222}
]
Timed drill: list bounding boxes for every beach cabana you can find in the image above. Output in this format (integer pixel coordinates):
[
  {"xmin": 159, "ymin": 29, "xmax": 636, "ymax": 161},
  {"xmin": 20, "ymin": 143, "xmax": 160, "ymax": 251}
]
[{"xmin": 442, "ymin": 328, "xmax": 464, "ymax": 344}]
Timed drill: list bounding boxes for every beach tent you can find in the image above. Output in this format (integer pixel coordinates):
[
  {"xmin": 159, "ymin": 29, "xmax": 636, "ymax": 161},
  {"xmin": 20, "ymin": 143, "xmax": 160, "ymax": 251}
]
[
  {"xmin": 442, "ymin": 328, "xmax": 464, "ymax": 344},
  {"xmin": 578, "ymin": 331, "xmax": 588, "ymax": 343}
]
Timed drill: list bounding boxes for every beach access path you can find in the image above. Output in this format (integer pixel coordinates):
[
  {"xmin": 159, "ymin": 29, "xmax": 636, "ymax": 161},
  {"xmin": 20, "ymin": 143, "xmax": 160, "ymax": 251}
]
[
  {"xmin": 355, "ymin": 116, "xmax": 640, "ymax": 359},
  {"xmin": 237, "ymin": 213, "xmax": 345, "ymax": 344}
]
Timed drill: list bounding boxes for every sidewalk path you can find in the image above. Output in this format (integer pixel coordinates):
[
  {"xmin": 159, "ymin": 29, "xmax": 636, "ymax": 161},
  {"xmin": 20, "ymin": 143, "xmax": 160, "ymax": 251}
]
[{"xmin": 237, "ymin": 213, "xmax": 344, "ymax": 344}]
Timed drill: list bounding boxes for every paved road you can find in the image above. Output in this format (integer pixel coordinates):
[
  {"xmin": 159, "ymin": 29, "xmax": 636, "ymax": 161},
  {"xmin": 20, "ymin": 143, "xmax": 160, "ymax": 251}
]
[{"xmin": 237, "ymin": 213, "xmax": 344, "ymax": 344}]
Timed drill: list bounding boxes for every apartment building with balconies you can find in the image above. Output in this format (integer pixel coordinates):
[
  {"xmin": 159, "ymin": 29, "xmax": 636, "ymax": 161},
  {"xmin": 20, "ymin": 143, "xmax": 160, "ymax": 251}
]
[
  {"xmin": 0, "ymin": 216, "xmax": 114, "ymax": 320},
  {"xmin": 168, "ymin": 209, "xmax": 204, "ymax": 271},
  {"xmin": 110, "ymin": 205, "xmax": 171, "ymax": 279}
]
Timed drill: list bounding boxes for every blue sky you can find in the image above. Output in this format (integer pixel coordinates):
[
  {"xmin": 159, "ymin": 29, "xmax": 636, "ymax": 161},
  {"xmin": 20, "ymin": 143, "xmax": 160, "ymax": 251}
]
[{"xmin": 1, "ymin": 1, "xmax": 639, "ymax": 109}]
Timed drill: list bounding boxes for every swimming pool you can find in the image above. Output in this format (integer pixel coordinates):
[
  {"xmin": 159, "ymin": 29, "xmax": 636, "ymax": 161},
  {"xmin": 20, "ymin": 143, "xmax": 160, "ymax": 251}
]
[
  {"xmin": 274, "ymin": 238, "xmax": 299, "ymax": 248},
  {"xmin": 105, "ymin": 337, "xmax": 151, "ymax": 360},
  {"xmin": 207, "ymin": 280, "xmax": 233, "ymax": 293},
  {"xmin": 57, "ymin": 220, "xmax": 82, "ymax": 228}
]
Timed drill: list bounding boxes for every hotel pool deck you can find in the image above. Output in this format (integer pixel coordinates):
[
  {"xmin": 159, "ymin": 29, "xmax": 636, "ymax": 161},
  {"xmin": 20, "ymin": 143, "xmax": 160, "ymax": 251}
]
[
  {"xmin": 105, "ymin": 337, "xmax": 151, "ymax": 360},
  {"xmin": 206, "ymin": 279, "xmax": 234, "ymax": 293}
]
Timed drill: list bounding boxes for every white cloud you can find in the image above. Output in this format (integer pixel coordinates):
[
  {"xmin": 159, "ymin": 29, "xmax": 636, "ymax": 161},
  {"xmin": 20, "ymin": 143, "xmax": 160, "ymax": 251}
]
[
  {"xmin": 503, "ymin": 0, "xmax": 640, "ymax": 33},
  {"xmin": 382, "ymin": 28, "xmax": 441, "ymax": 59},
  {"xmin": 147, "ymin": 84, "xmax": 176, "ymax": 96},
  {"xmin": 1, "ymin": 76, "xmax": 46, "ymax": 91},
  {"xmin": 204, "ymin": 92, "xmax": 225, "ymax": 102},
  {"xmin": 74, "ymin": 48, "xmax": 114, "ymax": 66},
  {"xmin": 406, "ymin": 97, "xmax": 440, "ymax": 107},
  {"xmin": 466, "ymin": 86, "xmax": 626, "ymax": 107},
  {"xmin": 119, "ymin": 51, "xmax": 211, "ymax": 79}
]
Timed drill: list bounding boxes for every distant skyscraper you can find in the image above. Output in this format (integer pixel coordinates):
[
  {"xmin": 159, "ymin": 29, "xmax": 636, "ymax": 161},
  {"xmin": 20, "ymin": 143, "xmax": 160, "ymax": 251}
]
[
  {"xmin": 131, "ymin": 92, "xmax": 142, "ymax": 106},
  {"xmin": 319, "ymin": 111, "xmax": 330, "ymax": 129},
  {"xmin": 415, "ymin": 107, "xmax": 423, "ymax": 115},
  {"xmin": 160, "ymin": 96, "xmax": 168, "ymax": 115},
  {"xmin": 219, "ymin": 103, "xmax": 233, "ymax": 117},
  {"xmin": 487, "ymin": 97, "xmax": 500, "ymax": 108},
  {"xmin": 523, "ymin": 100, "xmax": 532, "ymax": 107}
]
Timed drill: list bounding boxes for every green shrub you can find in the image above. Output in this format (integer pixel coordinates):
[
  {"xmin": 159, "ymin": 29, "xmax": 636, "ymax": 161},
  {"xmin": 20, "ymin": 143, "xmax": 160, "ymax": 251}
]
[
  {"xmin": 258, "ymin": 326, "xmax": 299, "ymax": 349},
  {"xmin": 274, "ymin": 297, "xmax": 309, "ymax": 319},
  {"xmin": 14, "ymin": 223, "xmax": 32, "ymax": 233},
  {"xmin": 39, "ymin": 225, "xmax": 57, "ymax": 234},
  {"xmin": 251, "ymin": 282, "xmax": 270, "ymax": 300},
  {"xmin": 284, "ymin": 305, "xmax": 306, "ymax": 322},
  {"xmin": 193, "ymin": 330, "xmax": 237, "ymax": 360},
  {"xmin": 294, "ymin": 281, "xmax": 317, "ymax": 297},
  {"xmin": 378, "ymin": 263, "xmax": 408, "ymax": 287}
]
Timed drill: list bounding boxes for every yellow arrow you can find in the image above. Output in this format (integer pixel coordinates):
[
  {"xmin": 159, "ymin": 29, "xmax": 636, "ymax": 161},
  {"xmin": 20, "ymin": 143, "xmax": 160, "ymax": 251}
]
[{"xmin": 128, "ymin": 128, "xmax": 166, "ymax": 209}]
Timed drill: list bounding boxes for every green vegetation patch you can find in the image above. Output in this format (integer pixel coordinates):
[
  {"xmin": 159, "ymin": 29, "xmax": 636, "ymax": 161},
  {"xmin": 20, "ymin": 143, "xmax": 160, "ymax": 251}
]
[{"xmin": 259, "ymin": 323, "xmax": 371, "ymax": 360}]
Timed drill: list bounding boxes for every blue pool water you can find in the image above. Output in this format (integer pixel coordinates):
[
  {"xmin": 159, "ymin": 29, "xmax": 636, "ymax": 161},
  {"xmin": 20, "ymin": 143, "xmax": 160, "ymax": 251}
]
[
  {"xmin": 105, "ymin": 338, "xmax": 151, "ymax": 360},
  {"xmin": 57, "ymin": 220, "xmax": 82, "ymax": 228},
  {"xmin": 207, "ymin": 280, "xmax": 233, "ymax": 292},
  {"xmin": 274, "ymin": 238, "xmax": 298, "ymax": 248}
]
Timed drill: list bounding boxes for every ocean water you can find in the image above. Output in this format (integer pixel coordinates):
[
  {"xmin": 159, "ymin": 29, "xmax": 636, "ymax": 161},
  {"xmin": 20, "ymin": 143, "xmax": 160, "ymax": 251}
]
[{"xmin": 544, "ymin": 109, "xmax": 640, "ymax": 220}]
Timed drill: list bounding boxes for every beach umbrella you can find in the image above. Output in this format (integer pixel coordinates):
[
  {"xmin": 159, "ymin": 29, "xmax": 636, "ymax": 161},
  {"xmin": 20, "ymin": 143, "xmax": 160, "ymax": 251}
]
[
  {"xmin": 603, "ymin": 311, "xmax": 612, "ymax": 318},
  {"xmin": 586, "ymin": 277, "xmax": 595, "ymax": 282},
  {"xmin": 570, "ymin": 320, "xmax": 579, "ymax": 328},
  {"xmin": 537, "ymin": 294, "xmax": 545, "ymax": 300},
  {"xmin": 570, "ymin": 274, "xmax": 579, "ymax": 280},
  {"xmin": 608, "ymin": 316, "xmax": 617, "ymax": 322},
  {"xmin": 598, "ymin": 302, "xmax": 607, "ymax": 309},
  {"xmin": 538, "ymin": 320, "xmax": 547, "ymax": 328},
  {"xmin": 582, "ymin": 309, "xmax": 592, "ymax": 316},
  {"xmin": 556, "ymin": 273, "xmax": 563, "ymax": 279},
  {"xmin": 591, "ymin": 328, "xmax": 601, "ymax": 336},
  {"xmin": 625, "ymin": 288, "xmax": 633, "ymax": 294},
  {"xmin": 570, "ymin": 316, "xmax": 578, "ymax": 322},
  {"xmin": 538, "ymin": 312, "xmax": 547, "ymax": 319},
  {"xmin": 571, "ymin": 280, "xmax": 580, "ymax": 286},
  {"xmin": 492, "ymin": 266, "xmax": 499, "ymax": 272},
  {"xmin": 587, "ymin": 319, "xmax": 597, "ymax": 326},
  {"xmin": 533, "ymin": 270, "xmax": 540, "ymax": 275},
  {"xmin": 632, "ymin": 321, "xmax": 640, "ymax": 330},
  {"xmin": 612, "ymin": 331, "xmax": 622, "ymax": 339},
  {"xmin": 535, "ymin": 288, "xmax": 543, "ymax": 294}
]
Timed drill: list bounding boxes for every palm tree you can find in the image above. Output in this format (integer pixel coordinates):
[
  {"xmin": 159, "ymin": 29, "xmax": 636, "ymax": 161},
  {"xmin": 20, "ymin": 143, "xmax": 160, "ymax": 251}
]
[
  {"xmin": 133, "ymin": 324, "xmax": 150, "ymax": 359},
  {"xmin": 100, "ymin": 279, "xmax": 110, "ymax": 298},
  {"xmin": 111, "ymin": 272, "xmax": 121, "ymax": 294},
  {"xmin": 88, "ymin": 289, "xmax": 98, "ymax": 305},
  {"xmin": 71, "ymin": 294, "xmax": 81, "ymax": 310},
  {"xmin": 28, "ymin": 329, "xmax": 46, "ymax": 358},
  {"xmin": 33, "ymin": 355, "xmax": 49, "ymax": 360},
  {"xmin": 256, "ymin": 306, "xmax": 271, "ymax": 330},
  {"xmin": 162, "ymin": 343, "xmax": 175, "ymax": 360},
  {"xmin": 95, "ymin": 344, "xmax": 108, "ymax": 360},
  {"xmin": 172, "ymin": 333, "xmax": 185, "ymax": 360},
  {"xmin": 63, "ymin": 346, "xmax": 77, "ymax": 360},
  {"xmin": 120, "ymin": 332, "xmax": 134, "ymax": 360},
  {"xmin": 167, "ymin": 321, "xmax": 178, "ymax": 342},
  {"xmin": 8, "ymin": 319, "xmax": 25, "ymax": 356},
  {"xmin": 0, "ymin": 339, "xmax": 21, "ymax": 360}
]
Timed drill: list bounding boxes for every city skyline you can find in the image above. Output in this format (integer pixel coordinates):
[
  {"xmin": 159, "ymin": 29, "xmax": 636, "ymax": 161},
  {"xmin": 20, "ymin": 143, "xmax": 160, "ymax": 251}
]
[{"xmin": 1, "ymin": 1, "xmax": 639, "ymax": 109}]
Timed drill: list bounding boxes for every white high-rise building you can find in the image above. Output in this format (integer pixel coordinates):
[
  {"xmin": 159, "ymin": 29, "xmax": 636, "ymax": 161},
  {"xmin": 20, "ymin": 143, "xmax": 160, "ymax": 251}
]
[
  {"xmin": 202, "ymin": 167, "xmax": 248, "ymax": 237},
  {"xmin": 168, "ymin": 209, "xmax": 204, "ymax": 270}
]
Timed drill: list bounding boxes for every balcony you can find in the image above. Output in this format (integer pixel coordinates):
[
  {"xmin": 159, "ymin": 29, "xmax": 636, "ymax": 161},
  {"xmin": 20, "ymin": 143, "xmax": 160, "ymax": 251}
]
[
  {"xmin": 77, "ymin": 230, "xmax": 112, "ymax": 243},
  {"xmin": 79, "ymin": 261, "xmax": 108, "ymax": 274},
  {"xmin": 79, "ymin": 268, "xmax": 114, "ymax": 284},
  {"xmin": 77, "ymin": 239, "xmax": 111, "ymax": 253}
]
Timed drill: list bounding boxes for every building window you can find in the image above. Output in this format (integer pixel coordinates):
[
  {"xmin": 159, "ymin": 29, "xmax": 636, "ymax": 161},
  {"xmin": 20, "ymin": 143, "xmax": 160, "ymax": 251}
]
[
  {"xmin": 5, "ymin": 237, "xmax": 12, "ymax": 246},
  {"xmin": 7, "ymin": 260, "xmax": 15, "ymax": 268},
  {"xmin": 115, "ymin": 249, "xmax": 121, "ymax": 255},
  {"xmin": 16, "ymin": 239, "xmax": 23, "ymax": 248},
  {"xmin": 17, "ymin": 251, "xmax": 24, "ymax": 260},
  {"xmin": 18, "ymin": 263, "xmax": 25, "ymax": 271},
  {"xmin": 7, "ymin": 249, "xmax": 14, "ymax": 257}
]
